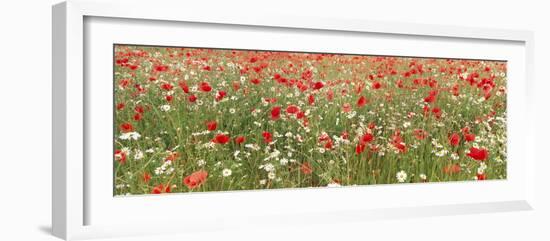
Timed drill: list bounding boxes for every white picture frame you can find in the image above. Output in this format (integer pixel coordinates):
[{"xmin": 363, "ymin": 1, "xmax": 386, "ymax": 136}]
[{"xmin": 52, "ymin": 0, "xmax": 536, "ymax": 240}]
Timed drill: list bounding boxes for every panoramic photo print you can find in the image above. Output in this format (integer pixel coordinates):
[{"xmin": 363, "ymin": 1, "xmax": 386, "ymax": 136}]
[{"xmin": 113, "ymin": 44, "xmax": 507, "ymax": 195}]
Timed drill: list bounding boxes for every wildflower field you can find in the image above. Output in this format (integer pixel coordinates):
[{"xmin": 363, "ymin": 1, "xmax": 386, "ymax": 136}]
[{"xmin": 114, "ymin": 44, "xmax": 507, "ymax": 195}]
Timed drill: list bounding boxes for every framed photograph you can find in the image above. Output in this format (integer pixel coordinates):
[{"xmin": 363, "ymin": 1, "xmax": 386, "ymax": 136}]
[{"xmin": 52, "ymin": 0, "xmax": 535, "ymax": 240}]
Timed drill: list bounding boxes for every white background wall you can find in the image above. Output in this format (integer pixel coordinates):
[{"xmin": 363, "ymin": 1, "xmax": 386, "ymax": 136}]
[{"xmin": 0, "ymin": 0, "xmax": 548, "ymax": 240}]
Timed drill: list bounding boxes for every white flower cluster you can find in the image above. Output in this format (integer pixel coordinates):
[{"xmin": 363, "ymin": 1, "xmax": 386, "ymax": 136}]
[
  {"xmin": 191, "ymin": 130, "xmax": 211, "ymax": 136},
  {"xmin": 477, "ymin": 162, "xmax": 488, "ymax": 175},
  {"xmin": 431, "ymin": 138, "xmax": 449, "ymax": 157},
  {"xmin": 346, "ymin": 111, "xmax": 357, "ymax": 119},
  {"xmin": 245, "ymin": 143, "xmax": 260, "ymax": 151},
  {"xmin": 197, "ymin": 159, "xmax": 206, "ymax": 167},
  {"xmin": 119, "ymin": 132, "xmax": 141, "ymax": 140},
  {"xmin": 263, "ymin": 149, "xmax": 281, "ymax": 161},
  {"xmin": 134, "ymin": 150, "xmax": 144, "ymax": 160},
  {"xmin": 154, "ymin": 160, "xmax": 174, "ymax": 176}
]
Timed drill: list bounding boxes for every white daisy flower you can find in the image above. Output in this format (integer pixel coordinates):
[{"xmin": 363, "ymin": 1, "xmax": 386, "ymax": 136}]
[
  {"xmin": 160, "ymin": 104, "xmax": 171, "ymax": 112},
  {"xmin": 396, "ymin": 170, "xmax": 408, "ymax": 183},
  {"xmin": 222, "ymin": 168, "xmax": 232, "ymax": 177},
  {"xmin": 419, "ymin": 173, "xmax": 427, "ymax": 181}
]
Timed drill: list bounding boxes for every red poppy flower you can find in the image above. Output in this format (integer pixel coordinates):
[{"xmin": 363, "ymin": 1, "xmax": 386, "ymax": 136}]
[
  {"xmin": 324, "ymin": 140, "xmax": 333, "ymax": 149},
  {"xmin": 424, "ymin": 90, "xmax": 437, "ymax": 103},
  {"xmin": 342, "ymin": 103, "xmax": 352, "ymax": 113},
  {"xmin": 183, "ymin": 170, "xmax": 208, "ymax": 189},
  {"xmin": 372, "ymin": 81, "xmax": 382, "ymax": 89},
  {"xmin": 178, "ymin": 81, "xmax": 190, "ymax": 93},
  {"xmin": 132, "ymin": 82, "xmax": 145, "ymax": 91},
  {"xmin": 115, "ymin": 57, "xmax": 128, "ymax": 65},
  {"xmin": 451, "ymin": 84, "xmax": 460, "ymax": 96},
  {"xmin": 302, "ymin": 118, "xmax": 309, "ymax": 127},
  {"xmin": 151, "ymin": 184, "xmax": 172, "ymax": 194},
  {"xmin": 120, "ymin": 122, "xmax": 133, "ymax": 133},
  {"xmin": 449, "ymin": 133, "xmax": 460, "ymax": 146},
  {"xmin": 432, "ymin": 107, "xmax": 442, "ymax": 119},
  {"xmin": 134, "ymin": 84, "xmax": 146, "ymax": 93},
  {"xmin": 165, "ymin": 95, "xmax": 173, "ymax": 102},
  {"xmin": 296, "ymin": 111, "xmax": 305, "ymax": 119},
  {"xmin": 467, "ymin": 147, "xmax": 489, "ymax": 161},
  {"xmin": 271, "ymin": 106, "xmax": 281, "ymax": 120},
  {"xmin": 232, "ymin": 81, "xmax": 240, "ymax": 91},
  {"xmin": 119, "ymin": 79, "xmax": 130, "ymax": 88},
  {"xmin": 318, "ymin": 133, "xmax": 330, "ymax": 142},
  {"xmin": 396, "ymin": 79, "xmax": 404, "ymax": 88},
  {"xmin": 368, "ymin": 122, "xmax": 376, "ymax": 129},
  {"xmin": 312, "ymin": 81, "xmax": 325, "ymax": 90},
  {"xmin": 142, "ymin": 172, "xmax": 151, "ymax": 183},
  {"xmin": 161, "ymin": 83, "xmax": 173, "ymax": 91},
  {"xmin": 154, "ymin": 65, "xmax": 169, "ymax": 72},
  {"xmin": 464, "ymin": 133, "xmax": 476, "ymax": 142},
  {"xmin": 360, "ymin": 133, "xmax": 374, "ymax": 143},
  {"xmin": 151, "ymin": 185, "xmax": 162, "ymax": 194},
  {"xmin": 234, "ymin": 136, "xmax": 245, "ymax": 144},
  {"xmin": 300, "ymin": 162, "xmax": 313, "ymax": 174},
  {"xmin": 199, "ymin": 82, "xmax": 212, "ymax": 92},
  {"xmin": 308, "ymin": 94, "xmax": 315, "ymax": 105},
  {"xmin": 327, "ymin": 90, "xmax": 334, "ymax": 101},
  {"xmin": 391, "ymin": 132, "xmax": 407, "ymax": 153},
  {"xmin": 206, "ymin": 120, "xmax": 217, "ymax": 131},
  {"xmin": 357, "ymin": 96, "xmax": 368, "ymax": 107},
  {"xmin": 413, "ymin": 129, "xmax": 427, "ymax": 140},
  {"xmin": 188, "ymin": 95, "xmax": 197, "ymax": 103},
  {"xmin": 443, "ymin": 164, "xmax": 461, "ymax": 174},
  {"xmin": 424, "ymin": 94, "xmax": 436, "ymax": 103},
  {"xmin": 301, "ymin": 70, "xmax": 313, "ymax": 81},
  {"xmin": 215, "ymin": 90, "xmax": 227, "ymax": 101},
  {"xmin": 251, "ymin": 78, "xmax": 261, "ymax": 85},
  {"xmin": 114, "ymin": 150, "xmax": 127, "ymax": 164},
  {"xmin": 116, "ymin": 103, "xmax": 125, "ymax": 110},
  {"xmin": 166, "ymin": 152, "xmax": 179, "ymax": 162},
  {"xmin": 341, "ymin": 131, "xmax": 349, "ymax": 140},
  {"xmin": 286, "ymin": 105, "xmax": 300, "ymax": 114},
  {"xmin": 477, "ymin": 173, "xmax": 487, "ymax": 180},
  {"xmin": 212, "ymin": 134, "xmax": 230, "ymax": 144},
  {"xmin": 135, "ymin": 105, "xmax": 144, "ymax": 114},
  {"xmin": 133, "ymin": 113, "xmax": 142, "ymax": 121},
  {"xmin": 355, "ymin": 143, "xmax": 366, "ymax": 154},
  {"xmin": 393, "ymin": 142, "xmax": 407, "ymax": 153},
  {"xmin": 262, "ymin": 131, "xmax": 273, "ymax": 143},
  {"xmin": 423, "ymin": 105, "xmax": 430, "ymax": 116}
]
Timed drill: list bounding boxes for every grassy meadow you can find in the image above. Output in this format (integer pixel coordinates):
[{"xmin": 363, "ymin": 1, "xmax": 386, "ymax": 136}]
[{"xmin": 113, "ymin": 45, "xmax": 507, "ymax": 195}]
